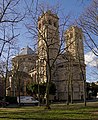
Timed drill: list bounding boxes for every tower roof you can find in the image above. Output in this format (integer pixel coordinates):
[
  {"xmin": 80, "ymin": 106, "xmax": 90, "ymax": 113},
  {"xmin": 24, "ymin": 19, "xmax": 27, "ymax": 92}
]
[
  {"xmin": 20, "ymin": 46, "xmax": 34, "ymax": 55},
  {"xmin": 38, "ymin": 10, "xmax": 59, "ymax": 21},
  {"xmin": 65, "ymin": 26, "xmax": 82, "ymax": 34}
]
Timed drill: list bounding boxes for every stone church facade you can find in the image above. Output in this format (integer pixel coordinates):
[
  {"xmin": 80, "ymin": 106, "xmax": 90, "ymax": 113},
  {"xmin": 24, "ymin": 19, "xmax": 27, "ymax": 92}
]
[
  {"xmin": 7, "ymin": 11, "xmax": 86, "ymax": 101},
  {"xmin": 6, "ymin": 46, "xmax": 37, "ymax": 96},
  {"xmin": 37, "ymin": 10, "xmax": 86, "ymax": 101}
]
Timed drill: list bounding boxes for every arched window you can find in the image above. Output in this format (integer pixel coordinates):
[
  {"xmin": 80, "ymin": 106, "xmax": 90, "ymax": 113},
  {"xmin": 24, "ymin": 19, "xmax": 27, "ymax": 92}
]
[
  {"xmin": 48, "ymin": 19, "xmax": 52, "ymax": 25},
  {"xmin": 42, "ymin": 20, "xmax": 45, "ymax": 25},
  {"xmin": 39, "ymin": 23, "xmax": 41, "ymax": 29},
  {"xmin": 70, "ymin": 33, "xmax": 73, "ymax": 38},
  {"xmin": 54, "ymin": 22, "xmax": 57, "ymax": 27}
]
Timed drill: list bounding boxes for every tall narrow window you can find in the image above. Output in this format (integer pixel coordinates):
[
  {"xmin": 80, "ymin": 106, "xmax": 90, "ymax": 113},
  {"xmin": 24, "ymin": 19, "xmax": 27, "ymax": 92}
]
[
  {"xmin": 54, "ymin": 22, "xmax": 57, "ymax": 27},
  {"xmin": 42, "ymin": 20, "xmax": 45, "ymax": 26},
  {"xmin": 39, "ymin": 23, "xmax": 41, "ymax": 29},
  {"xmin": 48, "ymin": 19, "xmax": 52, "ymax": 25},
  {"xmin": 70, "ymin": 33, "xmax": 73, "ymax": 39}
]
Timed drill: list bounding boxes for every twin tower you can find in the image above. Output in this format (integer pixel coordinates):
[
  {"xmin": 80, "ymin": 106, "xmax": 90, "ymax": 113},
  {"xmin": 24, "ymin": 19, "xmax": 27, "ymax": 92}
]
[{"xmin": 37, "ymin": 10, "xmax": 86, "ymax": 101}]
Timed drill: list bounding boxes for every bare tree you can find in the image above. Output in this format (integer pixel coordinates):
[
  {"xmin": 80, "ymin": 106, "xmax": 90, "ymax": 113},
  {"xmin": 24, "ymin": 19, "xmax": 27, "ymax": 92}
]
[
  {"xmin": 25, "ymin": 0, "xmax": 71, "ymax": 109},
  {"xmin": 0, "ymin": 0, "xmax": 25, "ymax": 102},
  {"xmin": 0, "ymin": 43, "xmax": 16, "ymax": 107},
  {"xmin": 25, "ymin": 0, "xmax": 87, "ymax": 109},
  {"xmin": 77, "ymin": 0, "xmax": 98, "ymax": 106},
  {"xmin": 0, "ymin": 0, "xmax": 24, "ymax": 58},
  {"xmin": 77, "ymin": 0, "xmax": 98, "ymax": 56}
]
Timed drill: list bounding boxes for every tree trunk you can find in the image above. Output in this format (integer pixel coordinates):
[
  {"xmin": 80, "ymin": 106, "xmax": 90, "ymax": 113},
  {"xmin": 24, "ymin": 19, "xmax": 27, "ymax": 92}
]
[
  {"xmin": 38, "ymin": 79, "xmax": 40, "ymax": 106},
  {"xmin": 45, "ymin": 82, "xmax": 51, "ymax": 109},
  {"xmin": 71, "ymin": 83, "xmax": 73, "ymax": 104},
  {"xmin": 67, "ymin": 80, "xmax": 69, "ymax": 105},
  {"xmin": 18, "ymin": 78, "xmax": 21, "ymax": 106},
  {"xmin": 45, "ymin": 63, "xmax": 51, "ymax": 109},
  {"xmin": 3, "ymin": 77, "xmax": 7, "ymax": 107},
  {"xmin": 84, "ymin": 78, "xmax": 86, "ymax": 106}
]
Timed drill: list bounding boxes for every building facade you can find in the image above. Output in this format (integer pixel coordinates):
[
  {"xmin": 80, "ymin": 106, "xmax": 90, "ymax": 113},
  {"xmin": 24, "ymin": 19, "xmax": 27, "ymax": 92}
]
[
  {"xmin": 54, "ymin": 26, "xmax": 86, "ymax": 100},
  {"xmin": 37, "ymin": 11, "xmax": 86, "ymax": 101},
  {"xmin": 7, "ymin": 11, "xmax": 86, "ymax": 101},
  {"xmin": 7, "ymin": 46, "xmax": 37, "ymax": 96},
  {"xmin": 37, "ymin": 10, "xmax": 60, "ymax": 83}
]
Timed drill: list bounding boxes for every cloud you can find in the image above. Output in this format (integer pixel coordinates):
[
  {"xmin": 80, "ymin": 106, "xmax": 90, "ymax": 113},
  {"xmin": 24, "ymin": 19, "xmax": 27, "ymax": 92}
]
[{"xmin": 85, "ymin": 51, "xmax": 98, "ymax": 67}]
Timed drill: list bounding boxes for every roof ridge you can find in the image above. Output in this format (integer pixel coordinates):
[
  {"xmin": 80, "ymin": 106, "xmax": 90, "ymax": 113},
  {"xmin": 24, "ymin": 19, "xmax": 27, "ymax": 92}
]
[{"xmin": 20, "ymin": 46, "xmax": 34, "ymax": 55}]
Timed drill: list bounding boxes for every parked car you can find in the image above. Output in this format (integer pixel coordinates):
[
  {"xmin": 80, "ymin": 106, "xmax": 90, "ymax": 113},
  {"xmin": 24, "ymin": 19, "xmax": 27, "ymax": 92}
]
[
  {"xmin": 17, "ymin": 96, "xmax": 39, "ymax": 105},
  {"xmin": 0, "ymin": 101, "xmax": 9, "ymax": 106}
]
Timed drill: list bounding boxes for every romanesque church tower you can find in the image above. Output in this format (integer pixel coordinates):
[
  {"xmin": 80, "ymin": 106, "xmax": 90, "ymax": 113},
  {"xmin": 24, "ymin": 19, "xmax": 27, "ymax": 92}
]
[
  {"xmin": 64, "ymin": 26, "xmax": 86, "ymax": 100},
  {"xmin": 65, "ymin": 26, "xmax": 84, "ymax": 63},
  {"xmin": 37, "ymin": 10, "xmax": 60, "ymax": 83},
  {"xmin": 37, "ymin": 11, "xmax": 86, "ymax": 101}
]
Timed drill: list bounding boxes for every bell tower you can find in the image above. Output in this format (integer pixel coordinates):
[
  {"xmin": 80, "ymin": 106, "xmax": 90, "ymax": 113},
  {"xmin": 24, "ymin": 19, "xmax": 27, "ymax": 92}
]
[
  {"xmin": 37, "ymin": 10, "xmax": 60, "ymax": 83},
  {"xmin": 38, "ymin": 10, "xmax": 60, "ymax": 60},
  {"xmin": 64, "ymin": 26, "xmax": 86, "ymax": 101},
  {"xmin": 65, "ymin": 26, "xmax": 84, "ymax": 63}
]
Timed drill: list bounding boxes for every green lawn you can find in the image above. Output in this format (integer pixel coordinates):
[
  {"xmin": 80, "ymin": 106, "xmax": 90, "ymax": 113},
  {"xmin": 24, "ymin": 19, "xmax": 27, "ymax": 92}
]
[{"xmin": 0, "ymin": 102, "xmax": 98, "ymax": 120}]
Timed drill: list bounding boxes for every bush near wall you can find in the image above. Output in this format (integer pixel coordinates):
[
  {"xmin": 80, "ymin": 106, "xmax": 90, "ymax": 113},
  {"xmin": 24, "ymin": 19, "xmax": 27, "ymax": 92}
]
[
  {"xmin": 0, "ymin": 96, "xmax": 3, "ymax": 100},
  {"xmin": 5, "ymin": 96, "xmax": 17, "ymax": 104}
]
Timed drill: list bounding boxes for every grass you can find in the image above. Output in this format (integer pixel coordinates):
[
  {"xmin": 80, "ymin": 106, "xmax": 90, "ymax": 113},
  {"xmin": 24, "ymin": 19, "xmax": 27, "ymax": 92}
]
[{"xmin": 0, "ymin": 102, "xmax": 98, "ymax": 119}]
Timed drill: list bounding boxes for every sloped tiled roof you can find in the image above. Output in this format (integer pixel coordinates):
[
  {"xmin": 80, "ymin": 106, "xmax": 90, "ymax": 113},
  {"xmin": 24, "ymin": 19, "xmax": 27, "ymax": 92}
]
[{"xmin": 20, "ymin": 46, "xmax": 34, "ymax": 55}]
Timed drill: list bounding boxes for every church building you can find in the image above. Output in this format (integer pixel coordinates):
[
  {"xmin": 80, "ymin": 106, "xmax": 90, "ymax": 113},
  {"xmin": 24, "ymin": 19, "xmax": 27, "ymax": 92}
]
[
  {"xmin": 37, "ymin": 10, "xmax": 86, "ymax": 101},
  {"xmin": 7, "ymin": 10, "xmax": 86, "ymax": 101}
]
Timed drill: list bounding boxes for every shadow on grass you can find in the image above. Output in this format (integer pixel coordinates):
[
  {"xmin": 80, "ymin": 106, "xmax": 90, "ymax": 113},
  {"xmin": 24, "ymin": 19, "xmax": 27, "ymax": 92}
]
[
  {"xmin": 1, "ymin": 103, "xmax": 98, "ymax": 120},
  {"xmin": 0, "ymin": 117, "xmax": 91, "ymax": 120}
]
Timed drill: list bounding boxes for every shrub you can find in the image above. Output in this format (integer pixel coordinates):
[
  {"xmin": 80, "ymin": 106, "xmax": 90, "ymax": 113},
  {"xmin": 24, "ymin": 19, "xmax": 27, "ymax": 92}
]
[{"xmin": 5, "ymin": 96, "xmax": 17, "ymax": 104}]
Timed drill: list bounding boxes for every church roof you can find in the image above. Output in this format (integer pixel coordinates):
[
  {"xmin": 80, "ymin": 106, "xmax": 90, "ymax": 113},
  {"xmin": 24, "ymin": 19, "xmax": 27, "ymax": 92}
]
[{"xmin": 20, "ymin": 46, "xmax": 34, "ymax": 55}]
